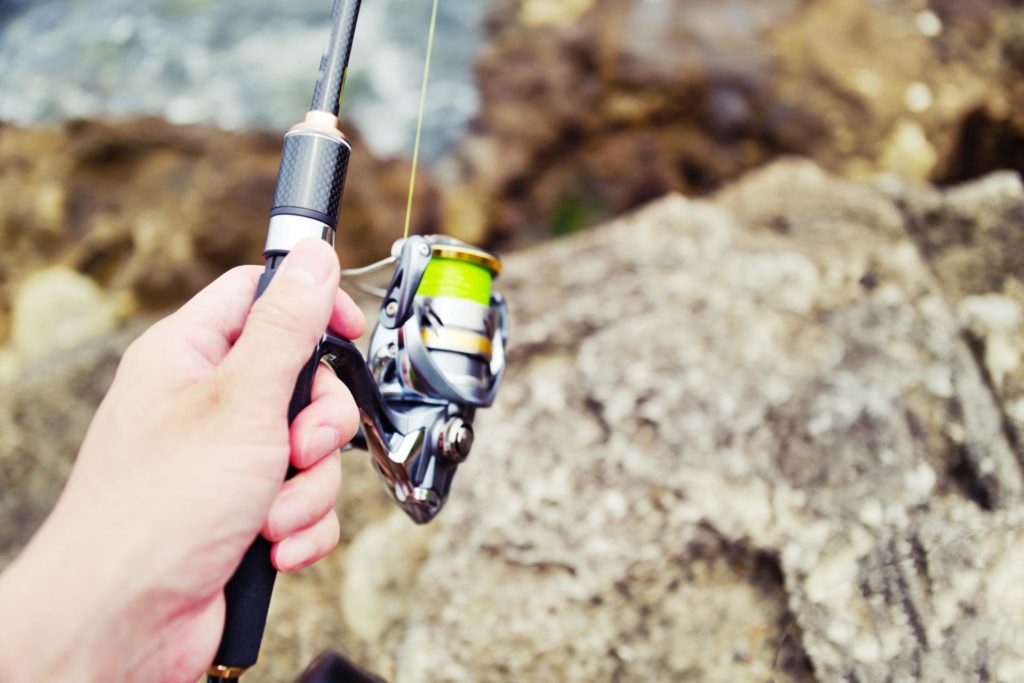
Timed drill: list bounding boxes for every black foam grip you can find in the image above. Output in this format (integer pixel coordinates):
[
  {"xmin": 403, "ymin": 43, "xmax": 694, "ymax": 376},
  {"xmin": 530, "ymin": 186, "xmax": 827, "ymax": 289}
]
[
  {"xmin": 211, "ymin": 262, "xmax": 322, "ymax": 672},
  {"xmin": 215, "ymin": 536, "xmax": 277, "ymax": 672}
]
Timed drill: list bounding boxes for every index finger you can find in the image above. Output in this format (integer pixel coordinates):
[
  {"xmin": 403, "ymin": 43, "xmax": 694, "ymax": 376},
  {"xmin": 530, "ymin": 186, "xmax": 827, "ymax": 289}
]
[{"xmin": 172, "ymin": 265, "xmax": 263, "ymax": 345}]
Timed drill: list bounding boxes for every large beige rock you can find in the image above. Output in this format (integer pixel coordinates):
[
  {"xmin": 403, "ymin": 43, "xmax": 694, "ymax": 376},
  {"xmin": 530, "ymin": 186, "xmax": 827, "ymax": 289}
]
[
  {"xmin": 2, "ymin": 160, "xmax": 1023, "ymax": 682},
  {"xmin": 884, "ymin": 170, "xmax": 1024, "ymax": 469},
  {"xmin": 336, "ymin": 162, "xmax": 1024, "ymax": 682}
]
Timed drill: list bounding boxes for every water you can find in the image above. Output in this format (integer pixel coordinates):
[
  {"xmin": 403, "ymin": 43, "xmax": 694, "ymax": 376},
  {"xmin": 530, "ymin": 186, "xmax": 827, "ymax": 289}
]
[{"xmin": 0, "ymin": 0, "xmax": 487, "ymax": 160}]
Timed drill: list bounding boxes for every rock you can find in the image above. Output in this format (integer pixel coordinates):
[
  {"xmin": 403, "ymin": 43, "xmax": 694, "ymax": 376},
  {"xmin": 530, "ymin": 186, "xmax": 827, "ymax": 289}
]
[
  {"xmin": 441, "ymin": 0, "xmax": 1024, "ymax": 245},
  {"xmin": 959, "ymin": 294, "xmax": 1021, "ymax": 388},
  {"xmin": 0, "ymin": 118, "xmax": 438, "ymax": 339},
  {"xmin": 339, "ymin": 162, "xmax": 1023, "ymax": 681},
  {"xmin": 879, "ymin": 119, "xmax": 940, "ymax": 183},
  {"xmin": 887, "ymin": 168, "xmax": 1024, "ymax": 490},
  {"xmin": 336, "ymin": 512, "xmax": 439, "ymax": 681},
  {"xmin": 518, "ymin": 0, "xmax": 595, "ymax": 27},
  {"xmin": 3, "ymin": 160, "xmax": 1024, "ymax": 681},
  {"xmin": 0, "ymin": 323, "xmax": 145, "ymax": 566},
  {"xmin": 9, "ymin": 266, "xmax": 131, "ymax": 365}
]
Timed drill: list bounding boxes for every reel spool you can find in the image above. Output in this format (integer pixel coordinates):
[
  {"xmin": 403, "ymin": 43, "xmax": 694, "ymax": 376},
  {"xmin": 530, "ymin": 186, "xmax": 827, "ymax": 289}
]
[{"xmin": 334, "ymin": 235, "xmax": 508, "ymax": 523}]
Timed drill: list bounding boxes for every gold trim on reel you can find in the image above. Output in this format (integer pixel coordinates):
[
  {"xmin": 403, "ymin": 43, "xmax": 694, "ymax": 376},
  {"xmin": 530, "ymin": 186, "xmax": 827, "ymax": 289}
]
[{"xmin": 430, "ymin": 243, "xmax": 503, "ymax": 276}]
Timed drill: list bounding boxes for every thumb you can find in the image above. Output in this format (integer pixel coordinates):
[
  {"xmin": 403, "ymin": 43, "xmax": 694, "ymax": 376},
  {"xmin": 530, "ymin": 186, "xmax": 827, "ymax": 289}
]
[{"xmin": 218, "ymin": 239, "xmax": 340, "ymax": 407}]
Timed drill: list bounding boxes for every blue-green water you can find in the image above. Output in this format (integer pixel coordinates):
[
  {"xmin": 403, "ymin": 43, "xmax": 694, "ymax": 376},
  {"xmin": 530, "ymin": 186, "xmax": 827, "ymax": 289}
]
[{"xmin": 0, "ymin": 0, "xmax": 486, "ymax": 160}]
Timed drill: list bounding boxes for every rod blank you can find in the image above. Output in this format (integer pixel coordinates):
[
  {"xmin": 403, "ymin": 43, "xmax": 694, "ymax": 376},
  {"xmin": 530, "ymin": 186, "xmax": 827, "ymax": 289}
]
[{"xmin": 310, "ymin": 0, "xmax": 364, "ymax": 115}]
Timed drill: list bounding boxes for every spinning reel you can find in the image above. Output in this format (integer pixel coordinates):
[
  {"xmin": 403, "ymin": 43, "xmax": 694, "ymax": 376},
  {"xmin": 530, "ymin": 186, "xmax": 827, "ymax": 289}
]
[{"xmin": 332, "ymin": 234, "xmax": 507, "ymax": 523}]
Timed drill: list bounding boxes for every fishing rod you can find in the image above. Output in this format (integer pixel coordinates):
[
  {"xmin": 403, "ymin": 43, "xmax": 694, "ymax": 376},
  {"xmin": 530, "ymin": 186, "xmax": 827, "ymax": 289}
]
[{"xmin": 206, "ymin": 1, "xmax": 508, "ymax": 681}]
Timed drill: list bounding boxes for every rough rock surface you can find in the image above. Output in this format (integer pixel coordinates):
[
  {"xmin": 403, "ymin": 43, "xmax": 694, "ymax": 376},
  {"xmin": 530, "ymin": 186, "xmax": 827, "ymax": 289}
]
[
  {"xmin": 337, "ymin": 162, "xmax": 1024, "ymax": 682},
  {"xmin": 441, "ymin": 0, "xmax": 1024, "ymax": 246},
  {"xmin": 893, "ymin": 173, "xmax": 1024, "ymax": 459},
  {"xmin": 0, "ymin": 323, "xmax": 145, "ymax": 566},
  {"xmin": 2, "ymin": 161, "xmax": 1024, "ymax": 681}
]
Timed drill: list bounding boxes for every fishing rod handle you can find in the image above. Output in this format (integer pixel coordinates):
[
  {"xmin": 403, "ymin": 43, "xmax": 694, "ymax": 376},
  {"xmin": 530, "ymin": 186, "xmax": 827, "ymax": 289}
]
[
  {"xmin": 209, "ymin": 262, "xmax": 321, "ymax": 680},
  {"xmin": 211, "ymin": 0, "xmax": 364, "ymax": 670}
]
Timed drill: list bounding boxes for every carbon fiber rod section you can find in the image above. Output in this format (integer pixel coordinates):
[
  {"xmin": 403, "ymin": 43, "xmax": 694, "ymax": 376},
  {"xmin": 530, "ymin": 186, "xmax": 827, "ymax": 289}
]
[
  {"xmin": 310, "ymin": 0, "xmax": 364, "ymax": 115},
  {"xmin": 270, "ymin": 130, "xmax": 351, "ymax": 229}
]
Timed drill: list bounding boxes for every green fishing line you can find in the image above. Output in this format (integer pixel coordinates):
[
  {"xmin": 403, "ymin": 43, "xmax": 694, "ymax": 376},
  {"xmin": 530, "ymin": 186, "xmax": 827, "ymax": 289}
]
[
  {"xmin": 417, "ymin": 258, "xmax": 493, "ymax": 305},
  {"xmin": 403, "ymin": 0, "xmax": 441, "ymax": 240}
]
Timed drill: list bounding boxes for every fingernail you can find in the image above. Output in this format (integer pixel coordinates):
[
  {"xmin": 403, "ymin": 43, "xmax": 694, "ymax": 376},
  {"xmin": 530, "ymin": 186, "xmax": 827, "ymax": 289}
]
[
  {"xmin": 272, "ymin": 496, "xmax": 311, "ymax": 538},
  {"xmin": 279, "ymin": 240, "xmax": 335, "ymax": 287},
  {"xmin": 277, "ymin": 536, "xmax": 317, "ymax": 570},
  {"xmin": 303, "ymin": 426, "xmax": 339, "ymax": 462}
]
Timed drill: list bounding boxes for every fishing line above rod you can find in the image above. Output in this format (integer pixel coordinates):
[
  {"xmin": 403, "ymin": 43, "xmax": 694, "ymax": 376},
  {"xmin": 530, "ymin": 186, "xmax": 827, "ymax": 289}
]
[
  {"xmin": 343, "ymin": 0, "xmax": 440, "ymax": 297},
  {"xmin": 403, "ymin": 0, "xmax": 441, "ymax": 241}
]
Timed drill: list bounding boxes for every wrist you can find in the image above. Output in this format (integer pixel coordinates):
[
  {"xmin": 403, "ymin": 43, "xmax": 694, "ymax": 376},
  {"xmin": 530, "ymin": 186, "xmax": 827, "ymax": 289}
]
[
  {"xmin": 0, "ymin": 562, "xmax": 27, "ymax": 681},
  {"xmin": 0, "ymin": 508, "xmax": 131, "ymax": 681},
  {"xmin": 0, "ymin": 552, "xmax": 74, "ymax": 681}
]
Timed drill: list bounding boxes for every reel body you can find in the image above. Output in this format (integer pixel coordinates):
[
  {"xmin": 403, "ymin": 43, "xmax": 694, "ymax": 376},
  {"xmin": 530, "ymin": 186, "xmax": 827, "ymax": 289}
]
[{"xmin": 328, "ymin": 235, "xmax": 508, "ymax": 523}]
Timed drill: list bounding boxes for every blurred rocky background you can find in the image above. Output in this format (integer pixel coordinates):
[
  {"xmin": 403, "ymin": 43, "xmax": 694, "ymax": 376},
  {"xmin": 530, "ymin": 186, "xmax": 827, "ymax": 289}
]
[{"xmin": 2, "ymin": 0, "xmax": 1024, "ymax": 681}]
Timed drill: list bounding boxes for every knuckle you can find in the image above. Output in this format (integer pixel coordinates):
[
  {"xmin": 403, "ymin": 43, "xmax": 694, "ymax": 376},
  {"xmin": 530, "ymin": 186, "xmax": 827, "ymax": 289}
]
[
  {"xmin": 323, "ymin": 452, "xmax": 343, "ymax": 497},
  {"xmin": 324, "ymin": 512, "xmax": 341, "ymax": 550},
  {"xmin": 313, "ymin": 363, "xmax": 343, "ymax": 397},
  {"xmin": 268, "ymin": 518, "xmax": 295, "ymax": 544},
  {"xmin": 302, "ymin": 514, "xmax": 340, "ymax": 565},
  {"xmin": 305, "ymin": 389, "xmax": 358, "ymax": 448},
  {"xmin": 325, "ymin": 392, "xmax": 351, "ymax": 422},
  {"xmin": 320, "ymin": 384, "xmax": 359, "ymax": 443},
  {"xmin": 118, "ymin": 339, "xmax": 145, "ymax": 373},
  {"xmin": 339, "ymin": 397, "xmax": 360, "ymax": 443},
  {"xmin": 226, "ymin": 264, "xmax": 259, "ymax": 282},
  {"xmin": 118, "ymin": 323, "xmax": 164, "ymax": 373}
]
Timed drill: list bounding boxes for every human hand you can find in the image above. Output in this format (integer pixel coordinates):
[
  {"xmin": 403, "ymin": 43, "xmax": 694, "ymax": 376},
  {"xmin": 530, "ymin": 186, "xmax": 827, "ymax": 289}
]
[{"xmin": 0, "ymin": 239, "xmax": 364, "ymax": 682}]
